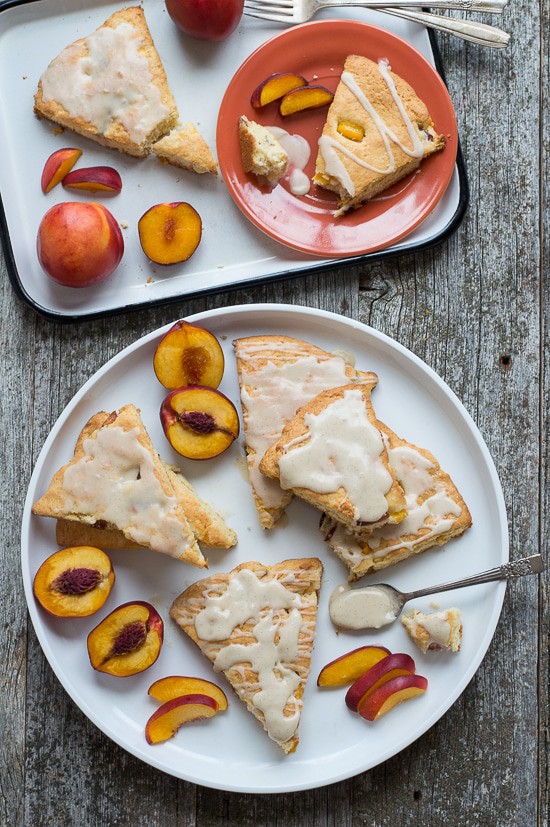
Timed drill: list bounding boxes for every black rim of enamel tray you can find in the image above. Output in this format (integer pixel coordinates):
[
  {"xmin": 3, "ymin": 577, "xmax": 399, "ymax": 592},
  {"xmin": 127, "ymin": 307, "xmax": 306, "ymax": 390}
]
[{"xmin": 0, "ymin": 0, "xmax": 469, "ymax": 324}]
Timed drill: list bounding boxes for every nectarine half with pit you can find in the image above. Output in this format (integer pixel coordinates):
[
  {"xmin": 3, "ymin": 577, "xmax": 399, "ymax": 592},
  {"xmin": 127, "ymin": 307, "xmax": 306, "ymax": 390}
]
[
  {"xmin": 41, "ymin": 147, "xmax": 82, "ymax": 193},
  {"xmin": 33, "ymin": 546, "xmax": 115, "ymax": 617},
  {"xmin": 345, "ymin": 652, "xmax": 416, "ymax": 712},
  {"xmin": 37, "ymin": 201, "xmax": 124, "ymax": 287},
  {"xmin": 160, "ymin": 385, "xmax": 239, "ymax": 460},
  {"xmin": 62, "ymin": 166, "xmax": 122, "ymax": 195},
  {"xmin": 279, "ymin": 85, "xmax": 334, "ymax": 117},
  {"xmin": 138, "ymin": 202, "xmax": 202, "ymax": 265},
  {"xmin": 357, "ymin": 673, "xmax": 428, "ymax": 721},
  {"xmin": 317, "ymin": 645, "xmax": 390, "ymax": 687},
  {"xmin": 87, "ymin": 601, "xmax": 163, "ymax": 677},
  {"xmin": 148, "ymin": 676, "xmax": 228, "ymax": 710},
  {"xmin": 153, "ymin": 320, "xmax": 225, "ymax": 390},
  {"xmin": 145, "ymin": 693, "xmax": 219, "ymax": 744},
  {"xmin": 251, "ymin": 73, "xmax": 308, "ymax": 109}
]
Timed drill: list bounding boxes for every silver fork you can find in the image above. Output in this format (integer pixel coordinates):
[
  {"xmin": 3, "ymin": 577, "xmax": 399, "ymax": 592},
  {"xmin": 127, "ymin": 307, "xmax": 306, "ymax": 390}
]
[{"xmin": 243, "ymin": 0, "xmax": 511, "ymax": 47}]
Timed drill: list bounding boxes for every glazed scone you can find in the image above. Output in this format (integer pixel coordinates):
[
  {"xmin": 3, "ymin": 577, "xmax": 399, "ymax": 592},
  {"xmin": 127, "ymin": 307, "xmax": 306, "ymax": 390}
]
[
  {"xmin": 260, "ymin": 385, "xmax": 407, "ymax": 534},
  {"xmin": 401, "ymin": 607, "xmax": 463, "ymax": 653},
  {"xmin": 170, "ymin": 558, "xmax": 323, "ymax": 753},
  {"xmin": 32, "ymin": 405, "xmax": 206, "ymax": 567},
  {"xmin": 314, "ymin": 55, "xmax": 446, "ymax": 215},
  {"xmin": 152, "ymin": 123, "xmax": 218, "ymax": 174},
  {"xmin": 321, "ymin": 421, "xmax": 472, "ymax": 579},
  {"xmin": 233, "ymin": 336, "xmax": 378, "ymax": 529},
  {"xmin": 238, "ymin": 115, "xmax": 288, "ymax": 186},
  {"xmin": 34, "ymin": 7, "xmax": 179, "ymax": 157}
]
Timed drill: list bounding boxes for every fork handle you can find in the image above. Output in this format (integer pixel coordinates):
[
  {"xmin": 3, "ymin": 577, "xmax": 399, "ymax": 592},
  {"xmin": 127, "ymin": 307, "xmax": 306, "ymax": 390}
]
[
  {"xmin": 317, "ymin": 0, "xmax": 507, "ymax": 12},
  {"xmin": 380, "ymin": 6, "xmax": 510, "ymax": 46}
]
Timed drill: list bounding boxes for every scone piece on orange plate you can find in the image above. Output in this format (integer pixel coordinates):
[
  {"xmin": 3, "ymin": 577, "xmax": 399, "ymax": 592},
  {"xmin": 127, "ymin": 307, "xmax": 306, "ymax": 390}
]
[
  {"xmin": 238, "ymin": 115, "xmax": 288, "ymax": 187},
  {"xmin": 260, "ymin": 384, "xmax": 406, "ymax": 534},
  {"xmin": 152, "ymin": 123, "xmax": 218, "ymax": 174},
  {"xmin": 170, "ymin": 557, "xmax": 323, "ymax": 753},
  {"xmin": 321, "ymin": 421, "xmax": 472, "ymax": 580},
  {"xmin": 32, "ymin": 405, "xmax": 206, "ymax": 568},
  {"xmin": 34, "ymin": 7, "xmax": 179, "ymax": 157},
  {"xmin": 313, "ymin": 55, "xmax": 446, "ymax": 215},
  {"xmin": 401, "ymin": 607, "xmax": 463, "ymax": 653},
  {"xmin": 233, "ymin": 335, "xmax": 378, "ymax": 530}
]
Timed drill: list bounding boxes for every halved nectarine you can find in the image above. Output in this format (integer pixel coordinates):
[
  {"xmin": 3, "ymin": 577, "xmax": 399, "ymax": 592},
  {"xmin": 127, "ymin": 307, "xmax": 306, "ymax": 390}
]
[
  {"xmin": 145, "ymin": 694, "xmax": 219, "ymax": 744},
  {"xmin": 279, "ymin": 85, "xmax": 334, "ymax": 117},
  {"xmin": 148, "ymin": 676, "xmax": 228, "ymax": 711},
  {"xmin": 345, "ymin": 652, "xmax": 416, "ymax": 712},
  {"xmin": 357, "ymin": 673, "xmax": 428, "ymax": 721},
  {"xmin": 138, "ymin": 202, "xmax": 202, "ymax": 265},
  {"xmin": 41, "ymin": 147, "xmax": 82, "ymax": 193},
  {"xmin": 33, "ymin": 545, "xmax": 114, "ymax": 617},
  {"xmin": 160, "ymin": 385, "xmax": 240, "ymax": 460},
  {"xmin": 87, "ymin": 601, "xmax": 163, "ymax": 676},
  {"xmin": 317, "ymin": 645, "xmax": 390, "ymax": 687},
  {"xmin": 251, "ymin": 72, "xmax": 308, "ymax": 108},
  {"xmin": 153, "ymin": 320, "xmax": 225, "ymax": 390}
]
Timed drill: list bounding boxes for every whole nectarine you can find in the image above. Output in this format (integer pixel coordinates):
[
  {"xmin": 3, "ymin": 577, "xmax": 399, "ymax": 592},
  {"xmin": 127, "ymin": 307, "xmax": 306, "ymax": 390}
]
[
  {"xmin": 37, "ymin": 201, "xmax": 124, "ymax": 287},
  {"xmin": 165, "ymin": 0, "xmax": 244, "ymax": 41}
]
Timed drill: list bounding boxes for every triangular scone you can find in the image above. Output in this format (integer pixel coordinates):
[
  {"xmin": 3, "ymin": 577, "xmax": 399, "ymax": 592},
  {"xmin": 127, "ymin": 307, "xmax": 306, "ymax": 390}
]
[
  {"xmin": 321, "ymin": 421, "xmax": 472, "ymax": 580},
  {"xmin": 32, "ymin": 405, "xmax": 205, "ymax": 567},
  {"xmin": 152, "ymin": 123, "xmax": 218, "ymax": 174},
  {"xmin": 34, "ymin": 7, "xmax": 179, "ymax": 157},
  {"xmin": 170, "ymin": 557, "xmax": 322, "ymax": 753},
  {"xmin": 313, "ymin": 55, "xmax": 446, "ymax": 215},
  {"xmin": 233, "ymin": 336, "xmax": 378, "ymax": 529},
  {"xmin": 260, "ymin": 385, "xmax": 406, "ymax": 533}
]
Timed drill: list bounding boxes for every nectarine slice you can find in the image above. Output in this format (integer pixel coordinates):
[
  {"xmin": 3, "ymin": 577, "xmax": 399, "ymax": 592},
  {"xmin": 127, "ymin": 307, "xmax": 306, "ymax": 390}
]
[
  {"xmin": 357, "ymin": 674, "xmax": 428, "ymax": 721},
  {"xmin": 153, "ymin": 320, "xmax": 225, "ymax": 390},
  {"xmin": 138, "ymin": 202, "xmax": 202, "ymax": 265},
  {"xmin": 345, "ymin": 652, "xmax": 416, "ymax": 712},
  {"xmin": 251, "ymin": 73, "xmax": 308, "ymax": 108},
  {"xmin": 148, "ymin": 676, "xmax": 228, "ymax": 711},
  {"xmin": 33, "ymin": 546, "xmax": 114, "ymax": 617},
  {"xmin": 87, "ymin": 601, "xmax": 163, "ymax": 677},
  {"xmin": 337, "ymin": 120, "xmax": 365, "ymax": 142},
  {"xmin": 317, "ymin": 645, "xmax": 390, "ymax": 687},
  {"xmin": 145, "ymin": 694, "xmax": 219, "ymax": 744},
  {"xmin": 160, "ymin": 385, "xmax": 240, "ymax": 460},
  {"xmin": 41, "ymin": 147, "xmax": 82, "ymax": 194},
  {"xmin": 63, "ymin": 166, "xmax": 122, "ymax": 194},
  {"xmin": 279, "ymin": 85, "xmax": 334, "ymax": 117}
]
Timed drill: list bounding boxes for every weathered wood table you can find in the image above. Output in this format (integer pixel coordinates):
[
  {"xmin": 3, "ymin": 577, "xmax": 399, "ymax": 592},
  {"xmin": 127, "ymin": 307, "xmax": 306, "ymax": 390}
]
[{"xmin": 1, "ymin": 1, "xmax": 548, "ymax": 823}]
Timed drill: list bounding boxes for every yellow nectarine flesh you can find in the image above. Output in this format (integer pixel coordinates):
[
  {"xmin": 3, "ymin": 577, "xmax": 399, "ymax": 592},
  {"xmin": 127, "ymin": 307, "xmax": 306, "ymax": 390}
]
[
  {"xmin": 41, "ymin": 147, "xmax": 82, "ymax": 193},
  {"xmin": 251, "ymin": 73, "xmax": 308, "ymax": 108},
  {"xmin": 145, "ymin": 694, "xmax": 219, "ymax": 744},
  {"xmin": 138, "ymin": 202, "xmax": 202, "ymax": 265},
  {"xmin": 279, "ymin": 85, "xmax": 334, "ymax": 117},
  {"xmin": 87, "ymin": 601, "xmax": 163, "ymax": 677},
  {"xmin": 337, "ymin": 120, "xmax": 365, "ymax": 142},
  {"xmin": 153, "ymin": 320, "xmax": 225, "ymax": 390},
  {"xmin": 33, "ymin": 546, "xmax": 114, "ymax": 617},
  {"xmin": 160, "ymin": 385, "xmax": 240, "ymax": 460},
  {"xmin": 358, "ymin": 674, "xmax": 428, "ymax": 721},
  {"xmin": 148, "ymin": 676, "xmax": 228, "ymax": 711},
  {"xmin": 317, "ymin": 645, "xmax": 390, "ymax": 687},
  {"xmin": 345, "ymin": 652, "xmax": 416, "ymax": 712}
]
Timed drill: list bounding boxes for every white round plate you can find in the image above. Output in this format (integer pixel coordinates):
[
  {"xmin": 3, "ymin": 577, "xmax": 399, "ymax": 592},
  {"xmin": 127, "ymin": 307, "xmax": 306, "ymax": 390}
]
[{"xmin": 21, "ymin": 304, "xmax": 508, "ymax": 793}]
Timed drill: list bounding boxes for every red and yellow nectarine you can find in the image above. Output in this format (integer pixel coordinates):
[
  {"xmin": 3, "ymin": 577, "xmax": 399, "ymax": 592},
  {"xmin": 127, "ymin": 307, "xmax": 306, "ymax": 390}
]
[
  {"xmin": 317, "ymin": 645, "xmax": 390, "ymax": 687},
  {"xmin": 87, "ymin": 601, "xmax": 163, "ymax": 677},
  {"xmin": 33, "ymin": 546, "xmax": 115, "ymax": 617},
  {"xmin": 160, "ymin": 385, "xmax": 239, "ymax": 460},
  {"xmin": 41, "ymin": 147, "xmax": 82, "ymax": 194},
  {"xmin": 153, "ymin": 320, "xmax": 225, "ymax": 390},
  {"xmin": 145, "ymin": 693, "xmax": 219, "ymax": 744}
]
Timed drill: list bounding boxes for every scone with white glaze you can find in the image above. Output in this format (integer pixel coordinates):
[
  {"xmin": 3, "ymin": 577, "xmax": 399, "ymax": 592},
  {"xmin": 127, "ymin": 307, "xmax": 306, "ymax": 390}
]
[
  {"xmin": 233, "ymin": 336, "xmax": 378, "ymax": 529},
  {"xmin": 170, "ymin": 557, "xmax": 323, "ymax": 753},
  {"xmin": 34, "ymin": 7, "xmax": 179, "ymax": 157},
  {"xmin": 314, "ymin": 54, "xmax": 446, "ymax": 215},
  {"xmin": 238, "ymin": 115, "xmax": 288, "ymax": 187},
  {"xmin": 32, "ymin": 405, "xmax": 206, "ymax": 567},
  {"xmin": 321, "ymin": 421, "xmax": 472, "ymax": 579},
  {"xmin": 401, "ymin": 607, "xmax": 463, "ymax": 653},
  {"xmin": 259, "ymin": 384, "xmax": 407, "ymax": 534},
  {"xmin": 152, "ymin": 123, "xmax": 218, "ymax": 174}
]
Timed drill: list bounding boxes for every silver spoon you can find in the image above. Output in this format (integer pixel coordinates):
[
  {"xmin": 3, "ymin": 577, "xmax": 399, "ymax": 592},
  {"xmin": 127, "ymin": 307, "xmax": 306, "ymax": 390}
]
[{"xmin": 329, "ymin": 554, "xmax": 544, "ymax": 630}]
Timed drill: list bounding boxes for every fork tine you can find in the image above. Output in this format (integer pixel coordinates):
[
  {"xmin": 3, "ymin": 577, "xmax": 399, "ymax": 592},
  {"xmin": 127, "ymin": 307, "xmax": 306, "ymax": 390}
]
[
  {"xmin": 243, "ymin": 1, "xmax": 293, "ymax": 12},
  {"xmin": 244, "ymin": 0, "xmax": 294, "ymax": 6},
  {"xmin": 242, "ymin": 8, "xmax": 295, "ymax": 20}
]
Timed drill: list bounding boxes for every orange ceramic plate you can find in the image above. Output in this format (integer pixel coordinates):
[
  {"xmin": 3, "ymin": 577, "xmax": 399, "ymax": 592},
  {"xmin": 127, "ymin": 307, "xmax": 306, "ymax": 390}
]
[{"xmin": 217, "ymin": 20, "xmax": 457, "ymax": 257}]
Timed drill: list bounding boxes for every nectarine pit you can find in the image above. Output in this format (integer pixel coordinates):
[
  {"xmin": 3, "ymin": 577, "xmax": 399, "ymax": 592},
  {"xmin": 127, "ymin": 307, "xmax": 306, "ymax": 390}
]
[
  {"xmin": 111, "ymin": 621, "xmax": 147, "ymax": 656},
  {"xmin": 52, "ymin": 567, "xmax": 102, "ymax": 595},
  {"xmin": 178, "ymin": 409, "xmax": 233, "ymax": 437}
]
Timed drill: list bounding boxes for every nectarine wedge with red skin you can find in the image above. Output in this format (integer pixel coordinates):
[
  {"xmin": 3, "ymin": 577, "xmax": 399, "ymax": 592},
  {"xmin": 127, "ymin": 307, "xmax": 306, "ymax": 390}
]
[
  {"xmin": 63, "ymin": 166, "xmax": 122, "ymax": 195},
  {"xmin": 148, "ymin": 676, "xmax": 228, "ymax": 710},
  {"xmin": 41, "ymin": 147, "xmax": 82, "ymax": 193},
  {"xmin": 145, "ymin": 693, "xmax": 219, "ymax": 744},
  {"xmin": 138, "ymin": 202, "xmax": 202, "ymax": 265},
  {"xmin": 357, "ymin": 673, "xmax": 428, "ymax": 721},
  {"xmin": 33, "ymin": 545, "xmax": 115, "ymax": 617},
  {"xmin": 345, "ymin": 652, "xmax": 416, "ymax": 712},
  {"xmin": 279, "ymin": 85, "xmax": 334, "ymax": 117},
  {"xmin": 160, "ymin": 385, "xmax": 239, "ymax": 460},
  {"xmin": 153, "ymin": 320, "xmax": 225, "ymax": 390},
  {"xmin": 251, "ymin": 73, "xmax": 308, "ymax": 109},
  {"xmin": 87, "ymin": 601, "xmax": 163, "ymax": 677},
  {"xmin": 317, "ymin": 645, "xmax": 390, "ymax": 687}
]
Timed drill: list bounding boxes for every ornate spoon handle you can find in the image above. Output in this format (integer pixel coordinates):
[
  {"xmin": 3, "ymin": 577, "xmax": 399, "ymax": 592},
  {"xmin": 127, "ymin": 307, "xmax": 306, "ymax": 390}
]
[{"xmin": 319, "ymin": 0, "xmax": 508, "ymax": 12}]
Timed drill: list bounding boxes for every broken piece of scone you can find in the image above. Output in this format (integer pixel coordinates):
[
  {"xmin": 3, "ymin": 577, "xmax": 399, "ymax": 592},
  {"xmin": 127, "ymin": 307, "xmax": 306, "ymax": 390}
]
[
  {"xmin": 170, "ymin": 557, "xmax": 323, "ymax": 753},
  {"xmin": 238, "ymin": 115, "xmax": 288, "ymax": 187},
  {"xmin": 401, "ymin": 607, "xmax": 463, "ymax": 653},
  {"xmin": 152, "ymin": 123, "xmax": 218, "ymax": 174}
]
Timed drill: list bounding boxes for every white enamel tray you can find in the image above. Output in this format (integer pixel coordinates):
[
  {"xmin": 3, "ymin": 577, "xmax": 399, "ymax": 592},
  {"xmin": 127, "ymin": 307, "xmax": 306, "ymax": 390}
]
[
  {"xmin": 21, "ymin": 305, "xmax": 507, "ymax": 792},
  {"xmin": 0, "ymin": 0, "xmax": 466, "ymax": 320}
]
